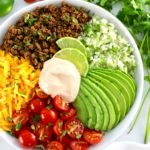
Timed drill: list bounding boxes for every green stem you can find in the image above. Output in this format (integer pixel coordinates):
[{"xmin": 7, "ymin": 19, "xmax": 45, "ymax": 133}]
[
  {"xmin": 144, "ymin": 106, "xmax": 150, "ymax": 144},
  {"xmin": 128, "ymin": 87, "xmax": 150, "ymax": 133}
]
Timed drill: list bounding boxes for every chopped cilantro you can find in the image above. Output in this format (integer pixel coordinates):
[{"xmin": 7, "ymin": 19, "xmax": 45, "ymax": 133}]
[
  {"xmin": 76, "ymin": 133, "xmax": 82, "ymax": 139},
  {"xmin": 25, "ymin": 40, "xmax": 31, "ymax": 46},
  {"xmin": 24, "ymin": 13, "xmax": 30, "ymax": 23},
  {"xmin": 46, "ymin": 35, "xmax": 51, "ymax": 41},
  {"xmin": 62, "ymin": 130, "xmax": 67, "ymax": 137},
  {"xmin": 32, "ymin": 114, "xmax": 40, "ymax": 123},
  {"xmin": 46, "ymin": 105, "xmax": 53, "ymax": 110},
  {"xmin": 15, "ymin": 122, "xmax": 22, "ymax": 131},
  {"xmin": 31, "ymin": 124, "xmax": 36, "ymax": 130},
  {"xmin": 58, "ymin": 122, "xmax": 63, "ymax": 128},
  {"xmin": 72, "ymin": 17, "xmax": 78, "ymax": 24}
]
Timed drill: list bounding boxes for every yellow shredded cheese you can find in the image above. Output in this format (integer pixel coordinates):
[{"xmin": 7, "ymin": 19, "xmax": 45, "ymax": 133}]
[{"xmin": 0, "ymin": 50, "xmax": 40, "ymax": 131}]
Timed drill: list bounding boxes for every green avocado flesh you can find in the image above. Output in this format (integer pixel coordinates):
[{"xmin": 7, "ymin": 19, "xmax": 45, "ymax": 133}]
[{"xmin": 73, "ymin": 68, "xmax": 136, "ymax": 131}]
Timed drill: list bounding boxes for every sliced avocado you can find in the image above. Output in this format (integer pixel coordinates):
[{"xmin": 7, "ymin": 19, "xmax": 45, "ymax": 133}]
[
  {"xmin": 88, "ymin": 73, "xmax": 121, "ymax": 124},
  {"xmin": 96, "ymin": 68, "xmax": 136, "ymax": 105},
  {"xmin": 98, "ymin": 68, "xmax": 136, "ymax": 91},
  {"xmin": 73, "ymin": 94, "xmax": 89, "ymax": 126},
  {"xmin": 79, "ymin": 88, "xmax": 97, "ymax": 129},
  {"xmin": 81, "ymin": 81, "xmax": 103, "ymax": 130},
  {"xmin": 82, "ymin": 78, "xmax": 109, "ymax": 131},
  {"xmin": 88, "ymin": 71, "xmax": 126, "ymax": 121},
  {"xmin": 83, "ymin": 77, "xmax": 116, "ymax": 131},
  {"xmin": 91, "ymin": 70, "xmax": 131, "ymax": 113}
]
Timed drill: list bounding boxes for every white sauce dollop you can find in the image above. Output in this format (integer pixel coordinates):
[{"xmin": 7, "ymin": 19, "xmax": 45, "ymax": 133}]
[{"xmin": 39, "ymin": 58, "xmax": 81, "ymax": 103}]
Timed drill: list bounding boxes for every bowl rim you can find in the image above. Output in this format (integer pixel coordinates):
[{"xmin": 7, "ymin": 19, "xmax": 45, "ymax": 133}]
[{"xmin": 0, "ymin": 0, "xmax": 144, "ymax": 150}]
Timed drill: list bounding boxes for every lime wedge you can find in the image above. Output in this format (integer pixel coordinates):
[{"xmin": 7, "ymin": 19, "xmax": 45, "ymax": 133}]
[
  {"xmin": 54, "ymin": 48, "xmax": 89, "ymax": 76},
  {"xmin": 56, "ymin": 37, "xmax": 87, "ymax": 56}
]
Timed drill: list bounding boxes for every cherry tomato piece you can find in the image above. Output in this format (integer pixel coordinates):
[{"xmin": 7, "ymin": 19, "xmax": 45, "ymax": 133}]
[
  {"xmin": 35, "ymin": 87, "xmax": 49, "ymax": 99},
  {"xmin": 41, "ymin": 107, "xmax": 58, "ymax": 125},
  {"xmin": 83, "ymin": 130, "xmax": 103, "ymax": 144},
  {"xmin": 60, "ymin": 108, "xmax": 76, "ymax": 121},
  {"xmin": 29, "ymin": 98, "xmax": 45, "ymax": 114},
  {"xmin": 19, "ymin": 130, "xmax": 37, "ymax": 148},
  {"xmin": 35, "ymin": 123, "xmax": 53, "ymax": 142},
  {"xmin": 12, "ymin": 109, "xmax": 29, "ymax": 126},
  {"xmin": 65, "ymin": 119, "xmax": 84, "ymax": 139},
  {"xmin": 70, "ymin": 141, "xmax": 88, "ymax": 150},
  {"xmin": 53, "ymin": 118, "xmax": 63, "ymax": 136},
  {"xmin": 24, "ymin": 0, "xmax": 36, "ymax": 3},
  {"xmin": 53, "ymin": 95, "xmax": 70, "ymax": 112},
  {"xmin": 47, "ymin": 141, "xmax": 64, "ymax": 150}
]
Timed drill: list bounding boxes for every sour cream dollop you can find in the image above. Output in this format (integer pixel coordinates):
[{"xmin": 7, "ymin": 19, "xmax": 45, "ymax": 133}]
[{"xmin": 39, "ymin": 58, "xmax": 81, "ymax": 103}]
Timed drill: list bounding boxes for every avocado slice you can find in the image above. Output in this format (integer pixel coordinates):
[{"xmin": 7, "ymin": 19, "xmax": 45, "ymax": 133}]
[
  {"xmin": 88, "ymin": 71, "xmax": 126, "ymax": 121},
  {"xmin": 79, "ymin": 88, "xmax": 97, "ymax": 129},
  {"xmin": 91, "ymin": 70, "xmax": 131, "ymax": 113},
  {"xmin": 82, "ymin": 77, "xmax": 116, "ymax": 130},
  {"xmin": 73, "ymin": 94, "xmax": 88, "ymax": 126},
  {"xmin": 81, "ymin": 81, "xmax": 103, "ymax": 130},
  {"xmin": 98, "ymin": 68, "xmax": 136, "ymax": 91},
  {"xmin": 96, "ymin": 68, "xmax": 136, "ymax": 105},
  {"xmin": 82, "ymin": 78, "xmax": 109, "ymax": 131},
  {"xmin": 88, "ymin": 73, "xmax": 122, "ymax": 124}
]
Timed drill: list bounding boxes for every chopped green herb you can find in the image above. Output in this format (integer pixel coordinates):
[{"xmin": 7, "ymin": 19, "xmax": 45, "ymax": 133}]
[
  {"xmin": 62, "ymin": 130, "xmax": 67, "ymax": 137},
  {"xmin": 25, "ymin": 41, "xmax": 31, "ymax": 46},
  {"xmin": 45, "ymin": 15, "xmax": 52, "ymax": 22},
  {"xmin": 58, "ymin": 122, "xmax": 63, "ymax": 128},
  {"xmin": 36, "ymin": 30, "xmax": 41, "ymax": 35},
  {"xmin": 76, "ymin": 133, "xmax": 82, "ymax": 139},
  {"xmin": 72, "ymin": 17, "xmax": 78, "ymax": 24},
  {"xmin": 53, "ymin": 33, "xmax": 58, "ymax": 40},
  {"xmin": 32, "ymin": 114, "xmax": 40, "ymax": 123},
  {"xmin": 24, "ymin": 13, "xmax": 30, "ymax": 23},
  {"xmin": 46, "ymin": 123, "xmax": 53, "ymax": 129},
  {"xmin": 15, "ymin": 122, "xmax": 22, "ymax": 131},
  {"xmin": 28, "ymin": 18, "xmax": 37, "ymax": 27},
  {"xmin": 46, "ymin": 105, "xmax": 53, "ymax": 110},
  {"xmin": 46, "ymin": 35, "xmax": 51, "ymax": 41},
  {"xmin": 12, "ymin": 45, "xmax": 18, "ymax": 49},
  {"xmin": 31, "ymin": 124, "xmax": 36, "ymax": 130}
]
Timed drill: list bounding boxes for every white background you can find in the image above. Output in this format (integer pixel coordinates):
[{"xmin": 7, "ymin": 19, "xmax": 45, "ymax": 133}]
[{"xmin": 0, "ymin": 0, "xmax": 150, "ymax": 149}]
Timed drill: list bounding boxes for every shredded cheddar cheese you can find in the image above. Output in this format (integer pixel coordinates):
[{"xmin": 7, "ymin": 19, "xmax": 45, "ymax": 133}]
[{"xmin": 0, "ymin": 50, "xmax": 40, "ymax": 131}]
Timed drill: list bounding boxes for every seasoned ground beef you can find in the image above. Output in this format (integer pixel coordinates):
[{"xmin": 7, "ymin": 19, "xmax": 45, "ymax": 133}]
[{"xmin": 0, "ymin": 2, "xmax": 90, "ymax": 69}]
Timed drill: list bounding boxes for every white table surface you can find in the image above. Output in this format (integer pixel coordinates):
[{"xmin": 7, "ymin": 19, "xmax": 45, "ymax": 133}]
[{"xmin": 0, "ymin": 0, "xmax": 150, "ymax": 149}]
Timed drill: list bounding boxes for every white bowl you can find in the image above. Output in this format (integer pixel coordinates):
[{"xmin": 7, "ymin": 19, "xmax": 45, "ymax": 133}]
[{"xmin": 0, "ymin": 0, "xmax": 144, "ymax": 149}]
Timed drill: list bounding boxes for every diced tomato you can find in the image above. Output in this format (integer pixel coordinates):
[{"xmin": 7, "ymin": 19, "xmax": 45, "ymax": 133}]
[
  {"xmin": 12, "ymin": 109, "xmax": 29, "ymax": 126},
  {"xmin": 64, "ymin": 119, "xmax": 84, "ymax": 139},
  {"xmin": 47, "ymin": 141, "xmax": 64, "ymax": 150},
  {"xmin": 53, "ymin": 95, "xmax": 70, "ymax": 112},
  {"xmin": 29, "ymin": 98, "xmax": 45, "ymax": 114},
  {"xmin": 53, "ymin": 118, "xmax": 63, "ymax": 136},
  {"xmin": 41, "ymin": 107, "xmax": 58, "ymax": 125},
  {"xmin": 35, "ymin": 87, "xmax": 49, "ymax": 99},
  {"xmin": 34, "ymin": 123, "xmax": 53, "ymax": 142},
  {"xmin": 18, "ymin": 130, "xmax": 37, "ymax": 148},
  {"xmin": 60, "ymin": 108, "xmax": 76, "ymax": 121},
  {"xmin": 83, "ymin": 129, "xmax": 103, "ymax": 145},
  {"xmin": 70, "ymin": 141, "xmax": 88, "ymax": 150}
]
